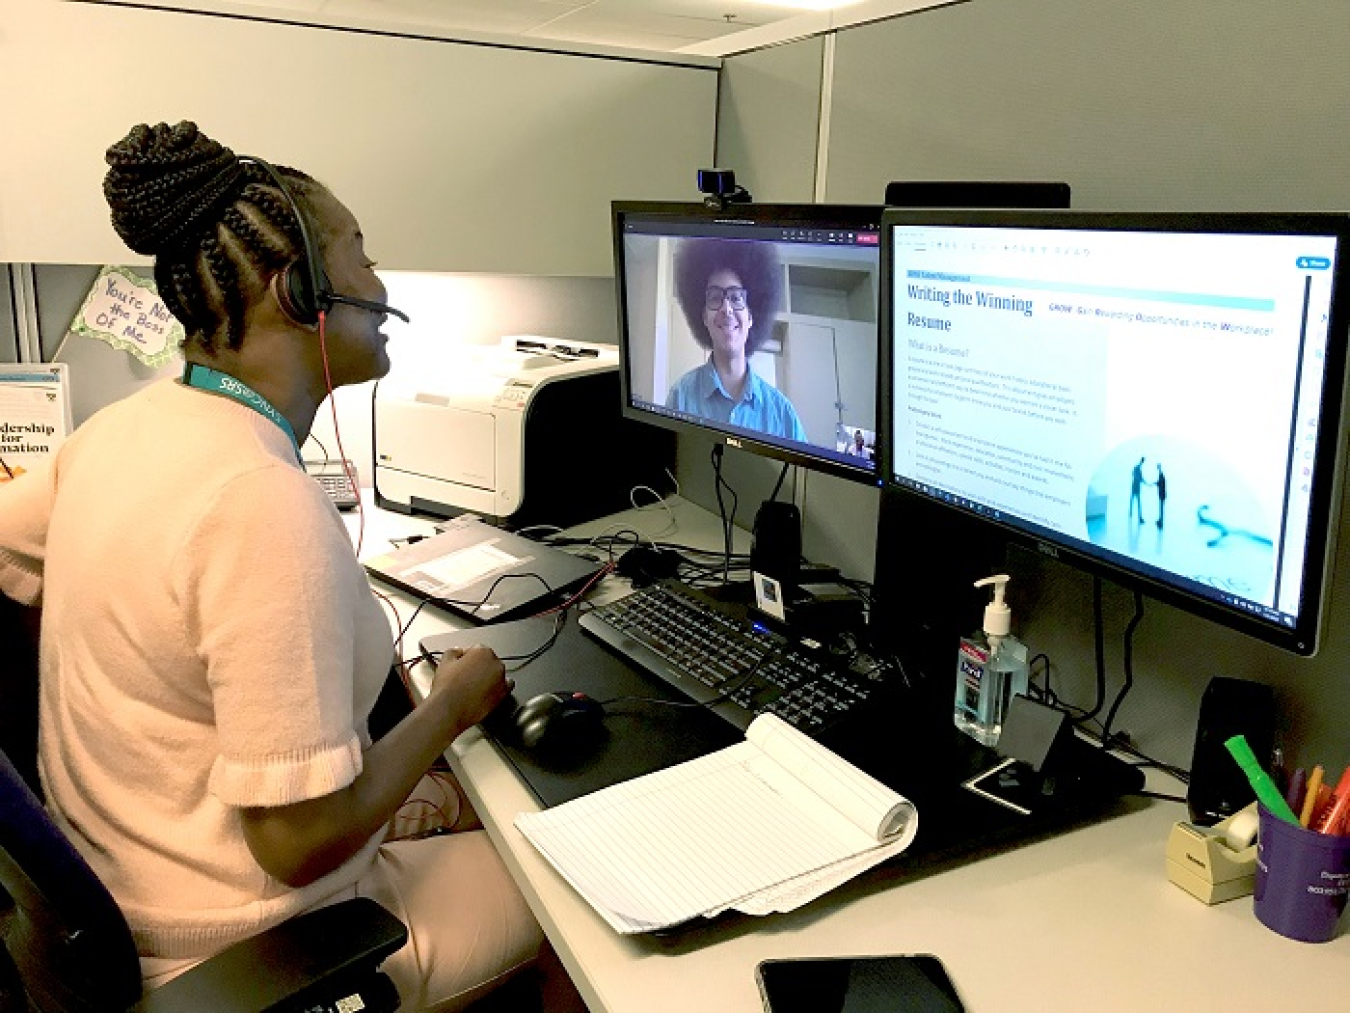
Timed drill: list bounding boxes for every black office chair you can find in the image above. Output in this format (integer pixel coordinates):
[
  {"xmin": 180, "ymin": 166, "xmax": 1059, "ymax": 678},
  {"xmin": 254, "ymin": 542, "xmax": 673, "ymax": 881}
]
[
  {"xmin": 0, "ymin": 590, "xmax": 409, "ymax": 1013},
  {"xmin": 0, "ymin": 594, "xmax": 39, "ymax": 798},
  {"xmin": 0, "ymin": 742, "xmax": 410, "ymax": 1013}
]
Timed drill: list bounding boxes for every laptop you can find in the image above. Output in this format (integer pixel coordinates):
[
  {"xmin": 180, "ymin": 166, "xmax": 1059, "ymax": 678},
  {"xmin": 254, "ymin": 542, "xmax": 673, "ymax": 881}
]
[{"xmin": 364, "ymin": 516, "xmax": 604, "ymax": 624}]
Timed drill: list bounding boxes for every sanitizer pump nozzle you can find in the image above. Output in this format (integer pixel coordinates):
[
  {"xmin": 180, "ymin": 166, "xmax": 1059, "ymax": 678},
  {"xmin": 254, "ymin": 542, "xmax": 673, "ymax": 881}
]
[
  {"xmin": 954, "ymin": 574, "xmax": 1029, "ymax": 746},
  {"xmin": 974, "ymin": 574, "xmax": 1012, "ymax": 641}
]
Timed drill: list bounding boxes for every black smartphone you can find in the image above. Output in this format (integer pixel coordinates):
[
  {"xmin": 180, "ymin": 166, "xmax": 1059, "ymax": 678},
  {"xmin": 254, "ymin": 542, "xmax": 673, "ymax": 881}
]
[{"xmin": 755, "ymin": 955, "xmax": 965, "ymax": 1013}]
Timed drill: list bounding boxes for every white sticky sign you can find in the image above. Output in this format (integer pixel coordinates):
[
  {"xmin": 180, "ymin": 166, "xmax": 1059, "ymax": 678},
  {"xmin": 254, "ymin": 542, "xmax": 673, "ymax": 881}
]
[{"xmin": 71, "ymin": 266, "xmax": 184, "ymax": 366}]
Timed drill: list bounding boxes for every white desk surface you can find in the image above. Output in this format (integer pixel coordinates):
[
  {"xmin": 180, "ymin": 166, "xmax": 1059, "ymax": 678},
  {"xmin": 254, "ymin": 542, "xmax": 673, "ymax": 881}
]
[{"xmin": 350, "ymin": 494, "xmax": 1350, "ymax": 1013}]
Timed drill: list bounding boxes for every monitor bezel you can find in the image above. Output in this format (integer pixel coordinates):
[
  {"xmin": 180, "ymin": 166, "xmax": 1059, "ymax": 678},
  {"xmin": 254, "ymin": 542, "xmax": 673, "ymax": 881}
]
[
  {"xmin": 877, "ymin": 208, "xmax": 1350, "ymax": 657},
  {"xmin": 612, "ymin": 200, "xmax": 887, "ymax": 485}
]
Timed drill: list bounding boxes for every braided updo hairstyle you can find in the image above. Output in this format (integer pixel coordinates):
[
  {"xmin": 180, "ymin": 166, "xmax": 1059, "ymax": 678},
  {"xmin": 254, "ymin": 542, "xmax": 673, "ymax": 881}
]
[{"xmin": 103, "ymin": 121, "xmax": 319, "ymax": 354}]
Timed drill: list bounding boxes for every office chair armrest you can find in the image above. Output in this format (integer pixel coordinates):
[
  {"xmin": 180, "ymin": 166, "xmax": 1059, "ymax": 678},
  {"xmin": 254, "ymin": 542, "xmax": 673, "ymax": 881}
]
[{"xmin": 135, "ymin": 897, "xmax": 408, "ymax": 1013}]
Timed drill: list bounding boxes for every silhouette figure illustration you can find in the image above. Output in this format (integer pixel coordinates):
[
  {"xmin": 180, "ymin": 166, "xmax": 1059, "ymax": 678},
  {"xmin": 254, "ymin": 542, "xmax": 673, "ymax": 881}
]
[
  {"xmin": 1129, "ymin": 457, "xmax": 1147, "ymax": 524},
  {"xmin": 1155, "ymin": 463, "xmax": 1167, "ymax": 529}
]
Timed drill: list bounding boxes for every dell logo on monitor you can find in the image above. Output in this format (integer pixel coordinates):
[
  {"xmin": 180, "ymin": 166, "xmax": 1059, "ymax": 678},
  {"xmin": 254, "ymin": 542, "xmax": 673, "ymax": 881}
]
[{"xmin": 1036, "ymin": 542, "xmax": 1059, "ymax": 559}]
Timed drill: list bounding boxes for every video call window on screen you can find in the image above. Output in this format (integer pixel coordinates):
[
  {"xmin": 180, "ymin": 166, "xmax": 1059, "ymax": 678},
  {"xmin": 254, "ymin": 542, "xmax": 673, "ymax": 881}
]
[
  {"xmin": 614, "ymin": 203, "xmax": 884, "ymax": 482},
  {"xmin": 882, "ymin": 210, "xmax": 1350, "ymax": 655}
]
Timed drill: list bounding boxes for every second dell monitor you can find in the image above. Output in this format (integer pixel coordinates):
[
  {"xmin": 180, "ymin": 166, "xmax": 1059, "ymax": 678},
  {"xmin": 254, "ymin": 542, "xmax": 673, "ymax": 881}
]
[{"xmin": 613, "ymin": 202, "xmax": 884, "ymax": 483}]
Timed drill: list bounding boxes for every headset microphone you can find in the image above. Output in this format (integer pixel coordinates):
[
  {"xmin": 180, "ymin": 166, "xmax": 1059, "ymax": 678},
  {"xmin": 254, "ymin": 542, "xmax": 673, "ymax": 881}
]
[
  {"xmin": 327, "ymin": 292, "xmax": 411, "ymax": 323},
  {"xmin": 241, "ymin": 154, "xmax": 411, "ymax": 327}
]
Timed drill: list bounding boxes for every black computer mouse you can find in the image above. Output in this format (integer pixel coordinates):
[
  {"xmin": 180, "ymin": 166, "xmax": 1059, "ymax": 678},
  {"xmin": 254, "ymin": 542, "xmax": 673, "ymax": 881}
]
[{"xmin": 512, "ymin": 691, "xmax": 606, "ymax": 753}]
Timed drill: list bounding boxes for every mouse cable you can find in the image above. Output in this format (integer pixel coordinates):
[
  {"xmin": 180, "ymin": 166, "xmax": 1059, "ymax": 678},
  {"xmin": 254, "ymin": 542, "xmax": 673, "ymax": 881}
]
[
  {"xmin": 502, "ymin": 612, "xmax": 569, "ymax": 665},
  {"xmin": 491, "ymin": 563, "xmax": 615, "ymax": 665},
  {"xmin": 382, "ymin": 571, "xmax": 560, "ymax": 666},
  {"xmin": 418, "ymin": 610, "xmax": 569, "ymax": 672},
  {"xmin": 405, "ymin": 573, "xmax": 559, "ymax": 678},
  {"xmin": 421, "ymin": 571, "xmax": 557, "ymax": 619},
  {"xmin": 591, "ymin": 528, "xmax": 644, "ymax": 564},
  {"xmin": 417, "ymin": 564, "xmax": 614, "ymax": 673},
  {"xmin": 532, "ymin": 561, "xmax": 615, "ymax": 618}
]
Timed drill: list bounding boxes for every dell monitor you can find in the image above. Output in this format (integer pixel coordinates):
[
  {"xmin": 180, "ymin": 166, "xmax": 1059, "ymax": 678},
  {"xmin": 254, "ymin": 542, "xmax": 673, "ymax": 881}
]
[
  {"xmin": 612, "ymin": 201, "xmax": 885, "ymax": 485},
  {"xmin": 879, "ymin": 209, "xmax": 1350, "ymax": 657}
]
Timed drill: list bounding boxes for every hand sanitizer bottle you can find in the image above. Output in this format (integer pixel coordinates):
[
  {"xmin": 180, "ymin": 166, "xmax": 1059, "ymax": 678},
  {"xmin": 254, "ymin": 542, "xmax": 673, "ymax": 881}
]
[{"xmin": 954, "ymin": 574, "xmax": 1031, "ymax": 746}]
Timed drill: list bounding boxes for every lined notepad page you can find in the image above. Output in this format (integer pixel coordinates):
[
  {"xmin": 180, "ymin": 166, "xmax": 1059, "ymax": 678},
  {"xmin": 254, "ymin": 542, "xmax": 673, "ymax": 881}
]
[{"xmin": 515, "ymin": 714, "xmax": 917, "ymax": 934}]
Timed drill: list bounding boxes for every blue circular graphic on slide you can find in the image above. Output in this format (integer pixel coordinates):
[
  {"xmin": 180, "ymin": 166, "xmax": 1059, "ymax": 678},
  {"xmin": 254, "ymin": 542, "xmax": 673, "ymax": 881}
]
[{"xmin": 1085, "ymin": 437, "xmax": 1273, "ymax": 597}]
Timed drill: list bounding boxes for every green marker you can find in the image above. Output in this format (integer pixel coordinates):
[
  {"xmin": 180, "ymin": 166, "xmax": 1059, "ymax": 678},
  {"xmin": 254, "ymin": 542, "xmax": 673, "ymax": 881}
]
[{"xmin": 1224, "ymin": 734, "xmax": 1300, "ymax": 825}]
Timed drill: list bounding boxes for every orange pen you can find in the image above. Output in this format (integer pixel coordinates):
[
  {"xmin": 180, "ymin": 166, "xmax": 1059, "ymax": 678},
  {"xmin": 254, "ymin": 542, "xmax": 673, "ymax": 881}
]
[
  {"xmin": 1313, "ymin": 766, "xmax": 1350, "ymax": 835},
  {"xmin": 1299, "ymin": 765, "xmax": 1325, "ymax": 827}
]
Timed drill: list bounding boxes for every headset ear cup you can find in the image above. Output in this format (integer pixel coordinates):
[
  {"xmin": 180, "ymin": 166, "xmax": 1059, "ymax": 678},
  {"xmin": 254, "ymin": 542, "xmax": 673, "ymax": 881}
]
[{"xmin": 275, "ymin": 263, "xmax": 318, "ymax": 326}]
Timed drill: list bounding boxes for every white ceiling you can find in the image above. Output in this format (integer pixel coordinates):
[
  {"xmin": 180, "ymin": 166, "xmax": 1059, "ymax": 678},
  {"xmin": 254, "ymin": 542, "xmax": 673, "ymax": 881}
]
[{"xmin": 149, "ymin": 0, "xmax": 845, "ymax": 53}]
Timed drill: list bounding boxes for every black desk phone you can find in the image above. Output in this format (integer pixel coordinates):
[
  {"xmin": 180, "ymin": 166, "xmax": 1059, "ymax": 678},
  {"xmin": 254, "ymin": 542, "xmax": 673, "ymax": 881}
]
[{"xmin": 304, "ymin": 459, "xmax": 359, "ymax": 511}]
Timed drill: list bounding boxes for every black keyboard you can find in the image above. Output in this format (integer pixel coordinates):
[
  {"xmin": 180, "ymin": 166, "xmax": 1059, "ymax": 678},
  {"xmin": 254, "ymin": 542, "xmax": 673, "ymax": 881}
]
[{"xmin": 578, "ymin": 581, "xmax": 883, "ymax": 734}]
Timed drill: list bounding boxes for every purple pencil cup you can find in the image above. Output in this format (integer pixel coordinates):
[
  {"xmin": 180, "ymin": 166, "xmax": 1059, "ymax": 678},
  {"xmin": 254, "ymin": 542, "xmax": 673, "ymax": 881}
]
[{"xmin": 1253, "ymin": 803, "xmax": 1350, "ymax": 943}]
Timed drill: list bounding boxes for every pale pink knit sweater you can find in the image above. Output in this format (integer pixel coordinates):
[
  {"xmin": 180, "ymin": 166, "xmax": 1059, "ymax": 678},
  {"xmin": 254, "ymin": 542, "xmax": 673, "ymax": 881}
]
[{"xmin": 0, "ymin": 378, "xmax": 393, "ymax": 960}]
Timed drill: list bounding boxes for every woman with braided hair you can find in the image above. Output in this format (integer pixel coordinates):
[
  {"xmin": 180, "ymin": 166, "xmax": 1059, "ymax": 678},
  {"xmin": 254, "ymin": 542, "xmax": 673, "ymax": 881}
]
[{"xmin": 0, "ymin": 122, "xmax": 582, "ymax": 1011}]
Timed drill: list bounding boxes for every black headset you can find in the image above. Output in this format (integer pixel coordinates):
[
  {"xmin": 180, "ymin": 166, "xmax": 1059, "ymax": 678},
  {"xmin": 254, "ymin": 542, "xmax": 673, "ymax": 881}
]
[{"xmin": 241, "ymin": 156, "xmax": 410, "ymax": 327}]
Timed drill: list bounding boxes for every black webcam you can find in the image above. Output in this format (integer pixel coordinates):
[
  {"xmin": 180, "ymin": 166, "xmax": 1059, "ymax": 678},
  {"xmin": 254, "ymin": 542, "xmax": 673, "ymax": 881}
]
[{"xmin": 697, "ymin": 168, "xmax": 751, "ymax": 209}]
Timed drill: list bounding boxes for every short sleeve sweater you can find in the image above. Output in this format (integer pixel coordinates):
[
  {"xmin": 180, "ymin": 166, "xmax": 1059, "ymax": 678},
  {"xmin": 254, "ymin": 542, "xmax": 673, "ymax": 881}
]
[{"xmin": 0, "ymin": 378, "xmax": 393, "ymax": 959}]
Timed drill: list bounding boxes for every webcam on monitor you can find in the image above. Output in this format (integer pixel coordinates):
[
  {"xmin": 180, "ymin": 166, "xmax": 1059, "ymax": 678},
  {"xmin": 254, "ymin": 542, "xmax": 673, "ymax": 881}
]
[{"xmin": 697, "ymin": 168, "xmax": 752, "ymax": 210}]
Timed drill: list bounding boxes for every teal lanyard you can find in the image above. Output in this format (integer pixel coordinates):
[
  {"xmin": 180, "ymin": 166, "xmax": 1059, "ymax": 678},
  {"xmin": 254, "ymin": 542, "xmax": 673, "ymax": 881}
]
[{"xmin": 181, "ymin": 363, "xmax": 303, "ymax": 465}]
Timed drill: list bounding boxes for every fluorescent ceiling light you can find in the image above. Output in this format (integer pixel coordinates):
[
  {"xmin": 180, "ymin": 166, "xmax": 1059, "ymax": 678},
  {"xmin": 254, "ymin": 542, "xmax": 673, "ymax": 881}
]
[
  {"xmin": 745, "ymin": 1, "xmax": 866, "ymax": 9},
  {"xmin": 750, "ymin": 1, "xmax": 864, "ymax": 9}
]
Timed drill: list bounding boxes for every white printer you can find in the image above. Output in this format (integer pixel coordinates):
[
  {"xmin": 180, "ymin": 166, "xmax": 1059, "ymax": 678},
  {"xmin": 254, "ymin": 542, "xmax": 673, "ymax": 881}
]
[{"xmin": 373, "ymin": 336, "xmax": 672, "ymax": 529}]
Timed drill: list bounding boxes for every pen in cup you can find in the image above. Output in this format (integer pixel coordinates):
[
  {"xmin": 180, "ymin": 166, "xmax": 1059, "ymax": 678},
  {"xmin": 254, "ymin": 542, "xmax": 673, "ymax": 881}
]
[
  {"xmin": 1300, "ymin": 765, "xmax": 1325, "ymax": 827},
  {"xmin": 1285, "ymin": 766, "xmax": 1307, "ymax": 814},
  {"xmin": 1224, "ymin": 735, "xmax": 1300, "ymax": 826},
  {"xmin": 1313, "ymin": 766, "xmax": 1350, "ymax": 836}
]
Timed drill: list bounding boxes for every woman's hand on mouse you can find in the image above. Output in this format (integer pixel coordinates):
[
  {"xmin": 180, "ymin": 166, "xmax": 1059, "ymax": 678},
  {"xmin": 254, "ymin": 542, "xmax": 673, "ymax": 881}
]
[{"xmin": 427, "ymin": 645, "xmax": 514, "ymax": 736}]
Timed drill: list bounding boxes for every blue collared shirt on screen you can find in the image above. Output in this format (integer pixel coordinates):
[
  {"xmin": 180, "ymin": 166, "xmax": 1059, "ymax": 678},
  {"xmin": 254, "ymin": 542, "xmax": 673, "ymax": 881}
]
[{"xmin": 666, "ymin": 360, "xmax": 807, "ymax": 442}]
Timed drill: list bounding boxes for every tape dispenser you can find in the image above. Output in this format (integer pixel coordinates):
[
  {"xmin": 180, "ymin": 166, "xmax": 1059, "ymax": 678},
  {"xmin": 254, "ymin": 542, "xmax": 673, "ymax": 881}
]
[{"xmin": 1165, "ymin": 802, "xmax": 1259, "ymax": 904}]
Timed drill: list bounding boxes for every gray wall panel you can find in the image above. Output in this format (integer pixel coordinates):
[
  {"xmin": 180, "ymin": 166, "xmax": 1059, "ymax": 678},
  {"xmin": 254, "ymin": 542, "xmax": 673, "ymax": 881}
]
[
  {"xmin": 827, "ymin": 0, "xmax": 1350, "ymax": 210},
  {"xmin": 3, "ymin": 1, "xmax": 717, "ymax": 275},
  {"xmin": 715, "ymin": 38, "xmax": 825, "ymax": 204}
]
